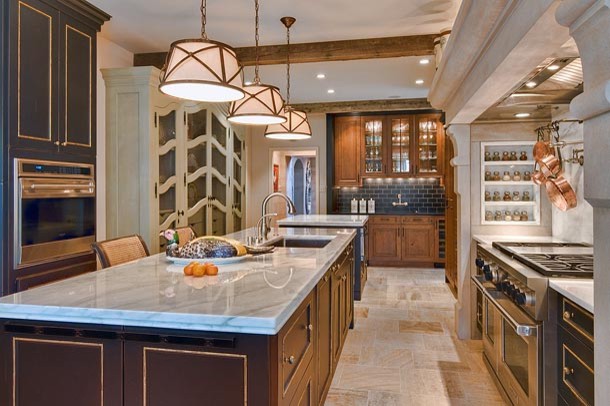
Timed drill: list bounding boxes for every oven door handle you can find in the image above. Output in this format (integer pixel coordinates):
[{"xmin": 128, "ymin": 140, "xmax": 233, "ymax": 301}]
[
  {"xmin": 472, "ymin": 275, "xmax": 539, "ymax": 337},
  {"xmin": 27, "ymin": 183, "xmax": 94, "ymax": 190}
]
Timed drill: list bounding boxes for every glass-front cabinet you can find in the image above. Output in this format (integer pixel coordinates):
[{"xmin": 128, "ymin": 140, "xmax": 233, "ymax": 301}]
[
  {"xmin": 389, "ymin": 117, "xmax": 411, "ymax": 174},
  {"xmin": 415, "ymin": 115, "xmax": 441, "ymax": 175},
  {"xmin": 363, "ymin": 117, "xmax": 384, "ymax": 175}
]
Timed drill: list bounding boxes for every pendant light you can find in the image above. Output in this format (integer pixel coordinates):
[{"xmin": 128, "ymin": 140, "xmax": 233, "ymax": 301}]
[
  {"xmin": 159, "ymin": 0, "xmax": 244, "ymax": 103},
  {"xmin": 228, "ymin": 0, "xmax": 286, "ymax": 125},
  {"xmin": 265, "ymin": 17, "xmax": 312, "ymax": 140}
]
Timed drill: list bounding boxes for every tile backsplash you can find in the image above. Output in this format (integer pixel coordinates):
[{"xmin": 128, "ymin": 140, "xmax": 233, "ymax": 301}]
[{"xmin": 333, "ymin": 178, "xmax": 445, "ymax": 214}]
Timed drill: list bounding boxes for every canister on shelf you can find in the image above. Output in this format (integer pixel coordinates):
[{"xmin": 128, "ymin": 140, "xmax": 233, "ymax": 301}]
[
  {"xmin": 524, "ymin": 171, "xmax": 532, "ymax": 181},
  {"xmin": 512, "ymin": 191, "xmax": 521, "ymax": 201},
  {"xmin": 503, "ymin": 191, "xmax": 512, "ymax": 201},
  {"xmin": 504, "ymin": 210, "xmax": 513, "ymax": 221},
  {"xmin": 493, "ymin": 171, "xmax": 501, "ymax": 181},
  {"xmin": 502, "ymin": 151, "xmax": 510, "ymax": 161},
  {"xmin": 485, "ymin": 151, "xmax": 491, "ymax": 161},
  {"xmin": 522, "ymin": 191, "xmax": 531, "ymax": 201},
  {"xmin": 485, "ymin": 171, "xmax": 492, "ymax": 181},
  {"xmin": 521, "ymin": 211, "xmax": 529, "ymax": 221},
  {"xmin": 485, "ymin": 211, "xmax": 493, "ymax": 221},
  {"xmin": 493, "ymin": 191, "xmax": 501, "ymax": 201},
  {"xmin": 513, "ymin": 210, "xmax": 522, "ymax": 221},
  {"xmin": 510, "ymin": 151, "xmax": 518, "ymax": 161},
  {"xmin": 502, "ymin": 171, "xmax": 511, "ymax": 181},
  {"xmin": 484, "ymin": 191, "xmax": 491, "ymax": 201},
  {"xmin": 513, "ymin": 171, "xmax": 521, "ymax": 181},
  {"xmin": 494, "ymin": 211, "xmax": 503, "ymax": 221},
  {"xmin": 519, "ymin": 151, "xmax": 528, "ymax": 161},
  {"xmin": 492, "ymin": 151, "xmax": 501, "ymax": 161}
]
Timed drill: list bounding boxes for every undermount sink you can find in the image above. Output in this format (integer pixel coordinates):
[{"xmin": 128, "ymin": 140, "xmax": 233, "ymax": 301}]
[{"xmin": 266, "ymin": 236, "xmax": 334, "ymax": 249}]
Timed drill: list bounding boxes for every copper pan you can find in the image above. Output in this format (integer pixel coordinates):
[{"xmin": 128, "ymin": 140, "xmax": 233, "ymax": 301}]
[
  {"xmin": 539, "ymin": 145, "xmax": 563, "ymax": 178},
  {"xmin": 533, "ymin": 140, "xmax": 553, "ymax": 162},
  {"xmin": 545, "ymin": 175, "xmax": 577, "ymax": 212},
  {"xmin": 531, "ymin": 162, "xmax": 547, "ymax": 185}
]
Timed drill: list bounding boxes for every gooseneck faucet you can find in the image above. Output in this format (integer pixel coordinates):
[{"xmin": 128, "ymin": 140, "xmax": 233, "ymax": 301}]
[{"xmin": 261, "ymin": 192, "xmax": 297, "ymax": 238}]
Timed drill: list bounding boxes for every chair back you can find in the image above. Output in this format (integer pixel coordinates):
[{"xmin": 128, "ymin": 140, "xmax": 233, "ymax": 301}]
[{"xmin": 92, "ymin": 235, "xmax": 150, "ymax": 269}]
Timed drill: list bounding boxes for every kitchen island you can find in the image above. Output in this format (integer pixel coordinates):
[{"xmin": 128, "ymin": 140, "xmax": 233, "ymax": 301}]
[{"xmin": 0, "ymin": 227, "xmax": 356, "ymax": 406}]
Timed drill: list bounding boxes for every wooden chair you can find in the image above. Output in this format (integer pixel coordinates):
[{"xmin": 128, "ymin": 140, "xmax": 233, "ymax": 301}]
[
  {"xmin": 92, "ymin": 234, "xmax": 150, "ymax": 269},
  {"xmin": 174, "ymin": 226, "xmax": 196, "ymax": 247}
]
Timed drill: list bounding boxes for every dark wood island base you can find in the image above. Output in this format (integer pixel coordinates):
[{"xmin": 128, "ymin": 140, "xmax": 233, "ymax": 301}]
[{"xmin": 0, "ymin": 242, "xmax": 354, "ymax": 406}]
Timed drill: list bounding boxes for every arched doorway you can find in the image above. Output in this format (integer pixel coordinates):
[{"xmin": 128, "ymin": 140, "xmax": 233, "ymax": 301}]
[{"xmin": 293, "ymin": 159, "xmax": 305, "ymax": 214}]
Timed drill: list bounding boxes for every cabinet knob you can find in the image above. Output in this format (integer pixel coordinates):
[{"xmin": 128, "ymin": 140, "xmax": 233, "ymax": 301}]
[
  {"xmin": 54, "ymin": 140, "xmax": 60, "ymax": 146},
  {"xmin": 563, "ymin": 311, "xmax": 573, "ymax": 320},
  {"xmin": 306, "ymin": 324, "xmax": 313, "ymax": 332},
  {"xmin": 563, "ymin": 366, "xmax": 574, "ymax": 376},
  {"xmin": 61, "ymin": 141, "xmax": 68, "ymax": 146},
  {"xmin": 285, "ymin": 355, "xmax": 296, "ymax": 364}
]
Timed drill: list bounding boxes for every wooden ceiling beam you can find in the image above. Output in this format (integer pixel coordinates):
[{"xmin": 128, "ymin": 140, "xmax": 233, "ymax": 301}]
[
  {"xmin": 290, "ymin": 98, "xmax": 432, "ymax": 114},
  {"xmin": 133, "ymin": 34, "xmax": 438, "ymax": 69}
]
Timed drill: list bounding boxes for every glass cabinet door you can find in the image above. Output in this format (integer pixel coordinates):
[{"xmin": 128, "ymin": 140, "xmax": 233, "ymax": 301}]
[
  {"xmin": 185, "ymin": 106, "xmax": 209, "ymax": 237},
  {"xmin": 210, "ymin": 112, "xmax": 229, "ymax": 236},
  {"xmin": 390, "ymin": 117, "xmax": 411, "ymax": 174},
  {"xmin": 416, "ymin": 116, "xmax": 440, "ymax": 174},
  {"xmin": 363, "ymin": 118, "xmax": 384, "ymax": 174},
  {"xmin": 157, "ymin": 109, "xmax": 178, "ymax": 252},
  {"xmin": 231, "ymin": 130, "xmax": 245, "ymax": 232}
]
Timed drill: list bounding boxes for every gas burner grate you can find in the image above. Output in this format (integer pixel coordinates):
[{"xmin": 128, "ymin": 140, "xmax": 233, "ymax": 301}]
[{"xmin": 520, "ymin": 253, "xmax": 594, "ymax": 276}]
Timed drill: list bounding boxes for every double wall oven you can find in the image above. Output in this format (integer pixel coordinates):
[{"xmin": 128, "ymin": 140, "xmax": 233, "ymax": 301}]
[{"xmin": 14, "ymin": 159, "xmax": 95, "ymax": 267}]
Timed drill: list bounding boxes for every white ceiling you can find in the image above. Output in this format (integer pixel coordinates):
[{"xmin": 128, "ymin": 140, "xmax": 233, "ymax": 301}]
[
  {"xmin": 92, "ymin": 0, "xmax": 460, "ymax": 53},
  {"xmin": 92, "ymin": 0, "xmax": 460, "ymax": 103},
  {"xmin": 245, "ymin": 56, "xmax": 436, "ymax": 104}
]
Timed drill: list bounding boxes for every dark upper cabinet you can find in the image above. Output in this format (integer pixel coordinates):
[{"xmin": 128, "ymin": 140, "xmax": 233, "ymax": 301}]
[{"xmin": 6, "ymin": 0, "xmax": 108, "ymax": 160}]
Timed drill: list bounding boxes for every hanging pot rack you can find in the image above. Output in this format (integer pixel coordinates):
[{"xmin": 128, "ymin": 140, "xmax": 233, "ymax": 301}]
[{"xmin": 534, "ymin": 119, "xmax": 584, "ymax": 165}]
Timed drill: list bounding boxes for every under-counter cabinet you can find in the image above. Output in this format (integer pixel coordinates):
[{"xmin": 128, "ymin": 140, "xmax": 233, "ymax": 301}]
[
  {"xmin": 103, "ymin": 67, "xmax": 246, "ymax": 253},
  {"xmin": 555, "ymin": 295, "xmax": 594, "ymax": 405},
  {"xmin": 368, "ymin": 216, "xmax": 438, "ymax": 266},
  {"xmin": 333, "ymin": 112, "xmax": 445, "ymax": 186}
]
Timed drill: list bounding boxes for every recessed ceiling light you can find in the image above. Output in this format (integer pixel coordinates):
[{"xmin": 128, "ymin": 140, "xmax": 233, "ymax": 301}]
[
  {"xmin": 327, "ymin": 89, "xmax": 335, "ymax": 94},
  {"xmin": 244, "ymin": 81, "xmax": 253, "ymax": 85},
  {"xmin": 514, "ymin": 113, "xmax": 531, "ymax": 118},
  {"xmin": 419, "ymin": 58, "xmax": 430, "ymax": 65},
  {"xmin": 316, "ymin": 73, "xmax": 326, "ymax": 79},
  {"xmin": 415, "ymin": 79, "xmax": 424, "ymax": 85},
  {"xmin": 547, "ymin": 64, "xmax": 560, "ymax": 71},
  {"xmin": 525, "ymin": 81, "xmax": 537, "ymax": 88}
]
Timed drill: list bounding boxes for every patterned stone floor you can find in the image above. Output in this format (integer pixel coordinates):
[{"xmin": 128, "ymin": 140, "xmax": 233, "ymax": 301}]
[{"xmin": 325, "ymin": 267, "xmax": 507, "ymax": 406}]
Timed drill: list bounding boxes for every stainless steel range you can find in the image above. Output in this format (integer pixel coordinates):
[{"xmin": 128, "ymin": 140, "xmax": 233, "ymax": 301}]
[{"xmin": 473, "ymin": 241, "xmax": 593, "ymax": 406}]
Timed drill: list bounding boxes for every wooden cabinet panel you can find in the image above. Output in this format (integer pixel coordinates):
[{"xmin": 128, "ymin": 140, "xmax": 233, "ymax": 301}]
[
  {"xmin": 369, "ymin": 224, "xmax": 401, "ymax": 262},
  {"xmin": 290, "ymin": 360, "xmax": 315, "ymax": 406},
  {"xmin": 333, "ymin": 116, "xmax": 361, "ymax": 186},
  {"xmin": 331, "ymin": 264, "xmax": 343, "ymax": 366},
  {"xmin": 316, "ymin": 271, "xmax": 332, "ymax": 404},
  {"xmin": 558, "ymin": 326, "xmax": 594, "ymax": 406},
  {"xmin": 402, "ymin": 225, "xmax": 435, "ymax": 262}
]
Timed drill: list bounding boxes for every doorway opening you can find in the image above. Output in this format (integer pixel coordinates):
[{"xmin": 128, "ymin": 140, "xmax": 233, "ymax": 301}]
[{"xmin": 270, "ymin": 149, "xmax": 318, "ymax": 218}]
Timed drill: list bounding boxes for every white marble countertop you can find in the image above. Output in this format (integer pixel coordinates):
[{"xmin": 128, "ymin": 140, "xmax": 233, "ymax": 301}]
[
  {"xmin": 550, "ymin": 279, "xmax": 594, "ymax": 313},
  {"xmin": 0, "ymin": 228, "xmax": 356, "ymax": 335},
  {"xmin": 277, "ymin": 214, "xmax": 368, "ymax": 227}
]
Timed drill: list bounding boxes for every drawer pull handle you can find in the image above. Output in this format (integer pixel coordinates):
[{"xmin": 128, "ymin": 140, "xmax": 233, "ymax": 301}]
[
  {"xmin": 342, "ymin": 275, "xmax": 347, "ymax": 281},
  {"xmin": 306, "ymin": 324, "xmax": 313, "ymax": 332},
  {"xmin": 563, "ymin": 366, "xmax": 574, "ymax": 376},
  {"xmin": 324, "ymin": 275, "xmax": 329, "ymax": 282},
  {"xmin": 285, "ymin": 355, "xmax": 296, "ymax": 364},
  {"xmin": 564, "ymin": 311, "xmax": 573, "ymax": 320}
]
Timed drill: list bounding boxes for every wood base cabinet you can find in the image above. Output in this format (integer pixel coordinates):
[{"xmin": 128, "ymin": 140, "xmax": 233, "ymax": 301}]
[
  {"xmin": 0, "ymin": 243, "xmax": 355, "ymax": 406},
  {"xmin": 368, "ymin": 216, "xmax": 440, "ymax": 266}
]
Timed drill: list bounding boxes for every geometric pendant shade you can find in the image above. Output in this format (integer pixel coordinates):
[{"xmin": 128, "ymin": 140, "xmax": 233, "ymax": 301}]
[
  {"xmin": 159, "ymin": 38, "xmax": 245, "ymax": 103},
  {"xmin": 228, "ymin": 83, "xmax": 286, "ymax": 125},
  {"xmin": 265, "ymin": 107, "xmax": 312, "ymax": 140}
]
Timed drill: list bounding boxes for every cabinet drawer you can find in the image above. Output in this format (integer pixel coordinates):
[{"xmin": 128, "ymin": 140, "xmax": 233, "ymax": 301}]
[
  {"xmin": 559, "ymin": 297, "xmax": 594, "ymax": 345},
  {"xmin": 401, "ymin": 216, "xmax": 433, "ymax": 224},
  {"xmin": 280, "ymin": 292, "xmax": 315, "ymax": 403},
  {"xmin": 558, "ymin": 326, "xmax": 594, "ymax": 406},
  {"xmin": 370, "ymin": 216, "xmax": 399, "ymax": 224}
]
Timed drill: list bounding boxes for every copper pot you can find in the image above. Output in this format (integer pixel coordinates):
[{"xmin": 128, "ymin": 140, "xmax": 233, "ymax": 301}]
[
  {"xmin": 531, "ymin": 162, "xmax": 547, "ymax": 185},
  {"xmin": 539, "ymin": 146, "xmax": 563, "ymax": 178},
  {"xmin": 545, "ymin": 176, "xmax": 577, "ymax": 211},
  {"xmin": 533, "ymin": 140, "xmax": 553, "ymax": 162}
]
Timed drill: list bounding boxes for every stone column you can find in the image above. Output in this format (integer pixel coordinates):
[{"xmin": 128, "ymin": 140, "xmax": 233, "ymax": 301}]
[
  {"xmin": 556, "ymin": 1, "xmax": 610, "ymax": 402},
  {"xmin": 446, "ymin": 124, "xmax": 472, "ymax": 339}
]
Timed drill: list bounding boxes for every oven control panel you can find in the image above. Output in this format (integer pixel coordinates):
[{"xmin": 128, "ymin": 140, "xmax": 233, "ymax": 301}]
[{"xmin": 475, "ymin": 253, "xmax": 536, "ymax": 308}]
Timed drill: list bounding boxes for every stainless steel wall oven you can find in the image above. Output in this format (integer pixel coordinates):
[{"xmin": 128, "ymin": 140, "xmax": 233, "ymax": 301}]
[{"xmin": 14, "ymin": 159, "xmax": 95, "ymax": 266}]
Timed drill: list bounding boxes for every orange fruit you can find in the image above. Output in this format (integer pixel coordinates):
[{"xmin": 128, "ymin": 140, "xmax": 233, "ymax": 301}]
[
  {"xmin": 206, "ymin": 265, "xmax": 219, "ymax": 276},
  {"xmin": 183, "ymin": 262, "xmax": 196, "ymax": 276},
  {"xmin": 192, "ymin": 264, "xmax": 206, "ymax": 277}
]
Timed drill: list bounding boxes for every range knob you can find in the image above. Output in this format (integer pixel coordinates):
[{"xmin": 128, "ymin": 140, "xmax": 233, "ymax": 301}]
[
  {"xmin": 516, "ymin": 291, "xmax": 535, "ymax": 306},
  {"xmin": 504, "ymin": 282, "xmax": 516, "ymax": 296},
  {"xmin": 483, "ymin": 264, "xmax": 492, "ymax": 281},
  {"xmin": 475, "ymin": 258, "xmax": 485, "ymax": 268}
]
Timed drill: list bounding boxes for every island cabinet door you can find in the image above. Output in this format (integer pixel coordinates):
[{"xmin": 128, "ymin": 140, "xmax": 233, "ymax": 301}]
[
  {"xmin": 277, "ymin": 291, "xmax": 316, "ymax": 406},
  {"xmin": 123, "ymin": 332, "xmax": 271, "ymax": 406},
  {"xmin": 0, "ymin": 327, "xmax": 122, "ymax": 406},
  {"xmin": 316, "ymin": 270, "xmax": 333, "ymax": 405},
  {"xmin": 331, "ymin": 263, "xmax": 345, "ymax": 366}
]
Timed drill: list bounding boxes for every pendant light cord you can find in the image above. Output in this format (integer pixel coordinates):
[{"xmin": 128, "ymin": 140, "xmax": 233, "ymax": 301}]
[
  {"xmin": 285, "ymin": 23, "xmax": 291, "ymax": 106},
  {"xmin": 253, "ymin": 0, "xmax": 261, "ymax": 83},
  {"xmin": 200, "ymin": 0, "xmax": 207, "ymax": 39}
]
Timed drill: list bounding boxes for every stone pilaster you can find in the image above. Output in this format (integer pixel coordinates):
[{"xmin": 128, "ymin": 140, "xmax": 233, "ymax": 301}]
[
  {"xmin": 445, "ymin": 124, "xmax": 472, "ymax": 339},
  {"xmin": 556, "ymin": 1, "xmax": 610, "ymax": 402}
]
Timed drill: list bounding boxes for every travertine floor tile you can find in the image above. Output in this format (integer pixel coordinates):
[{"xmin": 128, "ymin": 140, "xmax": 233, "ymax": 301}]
[{"xmin": 326, "ymin": 267, "xmax": 507, "ymax": 405}]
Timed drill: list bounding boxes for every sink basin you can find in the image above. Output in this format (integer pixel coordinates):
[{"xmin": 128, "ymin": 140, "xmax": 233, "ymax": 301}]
[{"xmin": 266, "ymin": 236, "xmax": 333, "ymax": 248}]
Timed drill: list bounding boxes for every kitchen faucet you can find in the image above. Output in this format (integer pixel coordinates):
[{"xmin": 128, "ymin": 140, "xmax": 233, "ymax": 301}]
[
  {"xmin": 261, "ymin": 192, "xmax": 297, "ymax": 238},
  {"xmin": 392, "ymin": 193, "xmax": 409, "ymax": 207}
]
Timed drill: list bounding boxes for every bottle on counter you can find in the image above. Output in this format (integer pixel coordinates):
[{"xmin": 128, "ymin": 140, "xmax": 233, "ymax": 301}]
[
  {"xmin": 367, "ymin": 198, "xmax": 376, "ymax": 214},
  {"xmin": 359, "ymin": 198, "xmax": 367, "ymax": 213},
  {"xmin": 351, "ymin": 198, "xmax": 358, "ymax": 214}
]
